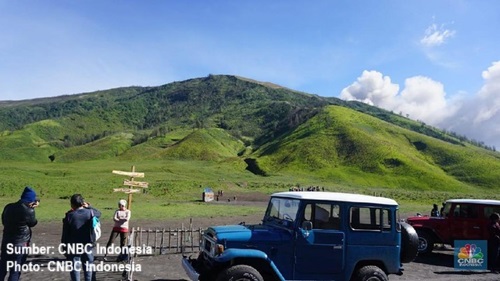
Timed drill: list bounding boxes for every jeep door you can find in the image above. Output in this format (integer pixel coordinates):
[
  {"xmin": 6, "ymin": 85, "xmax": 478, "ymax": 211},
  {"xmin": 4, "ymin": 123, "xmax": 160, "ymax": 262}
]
[
  {"xmin": 294, "ymin": 202, "xmax": 345, "ymax": 278},
  {"xmin": 449, "ymin": 203, "xmax": 483, "ymax": 240}
]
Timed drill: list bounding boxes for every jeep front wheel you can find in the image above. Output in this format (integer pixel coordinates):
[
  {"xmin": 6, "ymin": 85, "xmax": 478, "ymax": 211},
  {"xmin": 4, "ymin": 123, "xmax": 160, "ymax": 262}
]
[
  {"xmin": 354, "ymin": 265, "xmax": 388, "ymax": 281},
  {"xmin": 216, "ymin": 264, "xmax": 264, "ymax": 281},
  {"xmin": 416, "ymin": 230, "xmax": 435, "ymax": 254}
]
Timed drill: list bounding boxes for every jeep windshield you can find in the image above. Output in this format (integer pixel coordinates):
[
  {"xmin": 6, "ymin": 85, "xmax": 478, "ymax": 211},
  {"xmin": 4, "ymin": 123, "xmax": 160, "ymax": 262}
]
[{"xmin": 264, "ymin": 197, "xmax": 300, "ymax": 227}]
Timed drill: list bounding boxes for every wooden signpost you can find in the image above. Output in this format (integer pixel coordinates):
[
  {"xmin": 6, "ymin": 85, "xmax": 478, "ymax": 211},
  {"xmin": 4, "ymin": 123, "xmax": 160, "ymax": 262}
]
[{"xmin": 112, "ymin": 166, "xmax": 148, "ymax": 210}]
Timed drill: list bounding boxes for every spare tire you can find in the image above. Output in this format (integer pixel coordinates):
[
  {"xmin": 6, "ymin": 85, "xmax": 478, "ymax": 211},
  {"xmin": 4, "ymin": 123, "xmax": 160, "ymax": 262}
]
[{"xmin": 400, "ymin": 222, "xmax": 419, "ymax": 263}]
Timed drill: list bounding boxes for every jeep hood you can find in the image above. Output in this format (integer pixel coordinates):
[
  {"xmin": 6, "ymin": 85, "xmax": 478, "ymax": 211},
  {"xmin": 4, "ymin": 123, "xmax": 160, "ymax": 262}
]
[
  {"xmin": 406, "ymin": 216, "xmax": 444, "ymax": 222},
  {"xmin": 406, "ymin": 215, "xmax": 444, "ymax": 228},
  {"xmin": 207, "ymin": 224, "xmax": 287, "ymax": 243}
]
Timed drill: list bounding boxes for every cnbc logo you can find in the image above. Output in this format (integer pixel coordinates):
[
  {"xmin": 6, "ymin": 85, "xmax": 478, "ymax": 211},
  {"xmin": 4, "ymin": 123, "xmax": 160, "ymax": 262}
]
[{"xmin": 454, "ymin": 240, "xmax": 487, "ymax": 270}]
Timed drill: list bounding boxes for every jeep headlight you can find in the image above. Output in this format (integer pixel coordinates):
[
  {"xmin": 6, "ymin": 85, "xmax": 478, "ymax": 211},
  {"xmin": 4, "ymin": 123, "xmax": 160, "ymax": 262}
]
[
  {"xmin": 201, "ymin": 234, "xmax": 225, "ymax": 257},
  {"xmin": 216, "ymin": 243, "xmax": 225, "ymax": 255}
]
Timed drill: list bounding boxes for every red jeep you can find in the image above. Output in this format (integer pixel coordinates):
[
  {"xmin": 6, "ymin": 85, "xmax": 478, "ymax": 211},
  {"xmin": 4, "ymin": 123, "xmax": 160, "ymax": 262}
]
[{"xmin": 406, "ymin": 199, "xmax": 500, "ymax": 254}]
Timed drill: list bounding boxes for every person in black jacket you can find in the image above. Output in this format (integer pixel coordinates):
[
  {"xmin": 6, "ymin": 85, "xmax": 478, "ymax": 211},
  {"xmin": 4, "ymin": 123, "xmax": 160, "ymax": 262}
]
[
  {"xmin": 430, "ymin": 204, "xmax": 440, "ymax": 217},
  {"xmin": 61, "ymin": 194, "xmax": 101, "ymax": 281},
  {"xmin": 0, "ymin": 186, "xmax": 39, "ymax": 281}
]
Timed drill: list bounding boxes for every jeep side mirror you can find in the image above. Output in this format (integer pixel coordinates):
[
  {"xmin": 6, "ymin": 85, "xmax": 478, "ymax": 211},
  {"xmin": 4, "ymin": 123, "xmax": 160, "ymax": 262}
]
[{"xmin": 302, "ymin": 221, "xmax": 313, "ymax": 231}]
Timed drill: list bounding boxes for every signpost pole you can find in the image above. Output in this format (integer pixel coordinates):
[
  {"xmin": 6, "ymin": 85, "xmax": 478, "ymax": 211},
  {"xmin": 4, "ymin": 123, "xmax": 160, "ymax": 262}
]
[{"xmin": 128, "ymin": 166, "xmax": 135, "ymax": 210}]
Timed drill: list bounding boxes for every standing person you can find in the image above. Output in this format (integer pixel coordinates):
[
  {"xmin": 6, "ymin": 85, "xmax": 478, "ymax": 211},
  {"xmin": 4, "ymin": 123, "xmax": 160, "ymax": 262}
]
[
  {"xmin": 430, "ymin": 204, "xmax": 440, "ymax": 217},
  {"xmin": 439, "ymin": 202, "xmax": 446, "ymax": 217},
  {"xmin": 61, "ymin": 194, "xmax": 101, "ymax": 281},
  {"xmin": 487, "ymin": 212, "xmax": 500, "ymax": 272},
  {"xmin": 0, "ymin": 186, "xmax": 39, "ymax": 281},
  {"xmin": 104, "ymin": 199, "xmax": 131, "ymax": 262}
]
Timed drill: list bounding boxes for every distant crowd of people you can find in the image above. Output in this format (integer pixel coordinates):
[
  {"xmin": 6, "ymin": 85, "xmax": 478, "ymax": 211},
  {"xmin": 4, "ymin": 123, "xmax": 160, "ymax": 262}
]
[
  {"xmin": 213, "ymin": 190, "xmax": 237, "ymax": 202},
  {"xmin": 289, "ymin": 186, "xmax": 325, "ymax": 192}
]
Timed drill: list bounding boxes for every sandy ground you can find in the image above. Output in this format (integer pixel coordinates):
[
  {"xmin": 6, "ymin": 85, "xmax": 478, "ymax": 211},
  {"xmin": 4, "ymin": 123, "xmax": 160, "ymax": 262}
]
[{"xmin": 3, "ymin": 195, "xmax": 500, "ymax": 280}]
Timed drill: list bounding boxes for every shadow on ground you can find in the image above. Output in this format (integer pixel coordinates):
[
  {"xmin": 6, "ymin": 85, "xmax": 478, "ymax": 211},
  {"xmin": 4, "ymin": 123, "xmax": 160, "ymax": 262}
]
[{"xmin": 411, "ymin": 246, "xmax": 493, "ymax": 277}]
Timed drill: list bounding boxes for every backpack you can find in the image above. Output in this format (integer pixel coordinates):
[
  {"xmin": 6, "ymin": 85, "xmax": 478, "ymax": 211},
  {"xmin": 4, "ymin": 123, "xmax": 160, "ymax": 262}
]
[{"xmin": 90, "ymin": 209, "xmax": 102, "ymax": 242}]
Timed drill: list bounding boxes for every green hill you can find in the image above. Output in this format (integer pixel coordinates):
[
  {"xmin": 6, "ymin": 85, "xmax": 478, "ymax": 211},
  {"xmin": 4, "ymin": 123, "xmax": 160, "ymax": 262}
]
[
  {"xmin": 254, "ymin": 106, "xmax": 500, "ymax": 191},
  {"xmin": 0, "ymin": 74, "xmax": 499, "ymax": 200}
]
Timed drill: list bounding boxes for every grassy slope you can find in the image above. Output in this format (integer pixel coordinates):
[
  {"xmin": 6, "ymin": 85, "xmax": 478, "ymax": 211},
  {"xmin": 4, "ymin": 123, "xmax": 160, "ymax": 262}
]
[
  {"xmin": 159, "ymin": 128, "xmax": 246, "ymax": 161},
  {"xmin": 255, "ymin": 106, "xmax": 500, "ymax": 192},
  {"xmin": 0, "ymin": 112, "xmax": 128, "ymax": 162},
  {"xmin": 58, "ymin": 133, "xmax": 134, "ymax": 162},
  {"xmin": 0, "ymin": 121, "xmax": 59, "ymax": 161}
]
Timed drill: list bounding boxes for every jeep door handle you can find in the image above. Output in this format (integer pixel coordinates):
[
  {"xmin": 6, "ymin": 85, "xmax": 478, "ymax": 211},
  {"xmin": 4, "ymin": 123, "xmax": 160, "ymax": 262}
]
[{"xmin": 473, "ymin": 226, "xmax": 480, "ymax": 229}]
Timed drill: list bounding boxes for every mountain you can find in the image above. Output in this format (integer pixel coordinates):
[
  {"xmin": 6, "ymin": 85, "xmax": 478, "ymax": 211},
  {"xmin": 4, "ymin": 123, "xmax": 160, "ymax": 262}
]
[{"xmin": 0, "ymin": 74, "xmax": 499, "ymax": 191}]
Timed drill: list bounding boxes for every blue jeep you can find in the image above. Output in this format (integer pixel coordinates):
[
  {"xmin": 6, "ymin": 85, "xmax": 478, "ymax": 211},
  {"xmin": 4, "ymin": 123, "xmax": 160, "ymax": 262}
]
[{"xmin": 182, "ymin": 191, "xmax": 418, "ymax": 281}]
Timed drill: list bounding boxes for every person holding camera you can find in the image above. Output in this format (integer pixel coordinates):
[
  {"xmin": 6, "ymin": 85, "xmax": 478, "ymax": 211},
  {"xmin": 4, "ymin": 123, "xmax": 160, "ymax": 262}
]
[
  {"xmin": 0, "ymin": 186, "xmax": 39, "ymax": 281},
  {"xmin": 61, "ymin": 194, "xmax": 101, "ymax": 281}
]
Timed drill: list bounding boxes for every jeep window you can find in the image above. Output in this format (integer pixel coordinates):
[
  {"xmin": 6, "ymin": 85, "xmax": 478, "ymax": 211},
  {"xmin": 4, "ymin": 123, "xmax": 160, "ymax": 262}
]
[
  {"xmin": 453, "ymin": 204, "xmax": 478, "ymax": 218},
  {"xmin": 350, "ymin": 207, "xmax": 391, "ymax": 231},
  {"xmin": 442, "ymin": 202, "xmax": 452, "ymax": 217},
  {"xmin": 484, "ymin": 206, "xmax": 500, "ymax": 218},
  {"xmin": 265, "ymin": 197, "xmax": 300, "ymax": 225},
  {"xmin": 303, "ymin": 203, "xmax": 341, "ymax": 230},
  {"xmin": 396, "ymin": 209, "xmax": 401, "ymax": 232}
]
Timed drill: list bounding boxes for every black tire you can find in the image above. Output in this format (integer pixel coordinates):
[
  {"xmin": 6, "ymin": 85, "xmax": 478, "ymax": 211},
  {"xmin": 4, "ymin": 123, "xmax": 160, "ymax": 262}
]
[
  {"xmin": 216, "ymin": 264, "xmax": 264, "ymax": 281},
  {"xmin": 416, "ymin": 230, "xmax": 435, "ymax": 255},
  {"xmin": 354, "ymin": 265, "xmax": 388, "ymax": 281},
  {"xmin": 400, "ymin": 222, "xmax": 419, "ymax": 263}
]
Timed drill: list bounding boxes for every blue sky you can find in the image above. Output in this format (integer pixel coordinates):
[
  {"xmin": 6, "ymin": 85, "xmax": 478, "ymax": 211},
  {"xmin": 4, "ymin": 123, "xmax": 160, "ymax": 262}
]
[{"xmin": 1, "ymin": 1, "xmax": 499, "ymax": 149}]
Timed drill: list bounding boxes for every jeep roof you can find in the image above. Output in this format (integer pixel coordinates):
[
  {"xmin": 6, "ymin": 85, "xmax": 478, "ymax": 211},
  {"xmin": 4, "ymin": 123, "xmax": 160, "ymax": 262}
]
[
  {"xmin": 444, "ymin": 199, "xmax": 500, "ymax": 205},
  {"xmin": 272, "ymin": 191, "xmax": 398, "ymax": 205}
]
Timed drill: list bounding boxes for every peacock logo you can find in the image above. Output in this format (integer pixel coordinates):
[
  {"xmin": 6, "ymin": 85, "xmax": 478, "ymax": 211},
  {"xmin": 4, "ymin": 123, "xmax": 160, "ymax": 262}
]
[
  {"xmin": 457, "ymin": 244, "xmax": 483, "ymax": 259},
  {"xmin": 455, "ymin": 241, "xmax": 486, "ymax": 270}
]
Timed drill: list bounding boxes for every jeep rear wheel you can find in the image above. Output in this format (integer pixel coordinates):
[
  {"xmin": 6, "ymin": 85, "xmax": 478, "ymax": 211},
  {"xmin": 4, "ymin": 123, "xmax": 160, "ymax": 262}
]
[
  {"xmin": 416, "ymin": 230, "xmax": 435, "ymax": 254},
  {"xmin": 216, "ymin": 264, "xmax": 264, "ymax": 281},
  {"xmin": 354, "ymin": 265, "xmax": 388, "ymax": 281}
]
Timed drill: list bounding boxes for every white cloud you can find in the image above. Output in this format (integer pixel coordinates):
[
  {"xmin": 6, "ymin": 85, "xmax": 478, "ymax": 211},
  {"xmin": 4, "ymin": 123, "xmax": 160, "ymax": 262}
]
[
  {"xmin": 340, "ymin": 71, "xmax": 457, "ymax": 124},
  {"xmin": 341, "ymin": 62, "xmax": 500, "ymax": 149},
  {"xmin": 442, "ymin": 61, "xmax": 500, "ymax": 148},
  {"xmin": 398, "ymin": 76, "xmax": 458, "ymax": 124},
  {"xmin": 419, "ymin": 22, "xmax": 458, "ymax": 68},
  {"xmin": 340, "ymin": 70, "xmax": 399, "ymax": 107},
  {"xmin": 420, "ymin": 23, "xmax": 456, "ymax": 47}
]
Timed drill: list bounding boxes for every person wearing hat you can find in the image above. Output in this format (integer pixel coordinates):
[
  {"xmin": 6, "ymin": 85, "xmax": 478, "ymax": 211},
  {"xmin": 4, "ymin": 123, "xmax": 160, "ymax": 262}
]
[
  {"xmin": 103, "ymin": 199, "xmax": 131, "ymax": 262},
  {"xmin": 0, "ymin": 186, "xmax": 39, "ymax": 281}
]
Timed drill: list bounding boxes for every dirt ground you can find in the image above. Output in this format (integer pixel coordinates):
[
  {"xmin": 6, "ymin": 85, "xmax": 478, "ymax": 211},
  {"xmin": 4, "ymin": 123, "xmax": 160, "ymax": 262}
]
[{"xmin": 4, "ymin": 193, "xmax": 500, "ymax": 280}]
